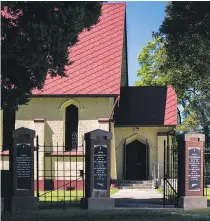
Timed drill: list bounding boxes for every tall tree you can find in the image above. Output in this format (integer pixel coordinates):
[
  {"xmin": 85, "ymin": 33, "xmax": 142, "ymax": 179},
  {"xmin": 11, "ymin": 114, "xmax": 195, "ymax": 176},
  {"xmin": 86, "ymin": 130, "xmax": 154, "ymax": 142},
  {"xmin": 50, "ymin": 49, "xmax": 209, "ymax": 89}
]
[
  {"xmin": 136, "ymin": 36, "xmax": 210, "ymax": 136},
  {"xmin": 1, "ymin": 1, "xmax": 102, "ymax": 208},
  {"xmin": 1, "ymin": 1, "xmax": 102, "ymax": 148},
  {"xmin": 158, "ymin": 1, "xmax": 210, "ymax": 142},
  {"xmin": 2, "ymin": 1, "xmax": 102, "ymax": 111},
  {"xmin": 158, "ymin": 2, "xmax": 210, "ymax": 93}
]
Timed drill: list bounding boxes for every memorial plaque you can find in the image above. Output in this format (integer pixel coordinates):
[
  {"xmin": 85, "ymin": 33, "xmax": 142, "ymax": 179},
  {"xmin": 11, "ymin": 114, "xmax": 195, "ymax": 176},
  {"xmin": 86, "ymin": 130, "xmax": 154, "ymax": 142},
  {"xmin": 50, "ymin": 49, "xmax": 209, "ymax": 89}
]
[
  {"xmin": 188, "ymin": 147, "xmax": 201, "ymax": 191},
  {"xmin": 93, "ymin": 145, "xmax": 108, "ymax": 190},
  {"xmin": 16, "ymin": 143, "xmax": 32, "ymax": 190}
]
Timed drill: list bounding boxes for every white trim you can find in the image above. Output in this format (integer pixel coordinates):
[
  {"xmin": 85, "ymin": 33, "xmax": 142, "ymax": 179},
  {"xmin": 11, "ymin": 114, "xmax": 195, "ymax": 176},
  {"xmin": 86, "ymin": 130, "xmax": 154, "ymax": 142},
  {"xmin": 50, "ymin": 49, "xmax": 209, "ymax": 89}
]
[
  {"xmin": 125, "ymin": 133, "xmax": 148, "ymax": 145},
  {"xmin": 59, "ymin": 99, "xmax": 84, "ymax": 111}
]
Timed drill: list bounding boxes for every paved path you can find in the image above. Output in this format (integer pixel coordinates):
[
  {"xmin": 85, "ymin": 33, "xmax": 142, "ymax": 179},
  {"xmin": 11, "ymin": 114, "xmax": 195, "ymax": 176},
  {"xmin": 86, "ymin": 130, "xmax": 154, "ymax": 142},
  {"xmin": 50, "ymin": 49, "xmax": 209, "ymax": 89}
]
[
  {"xmin": 111, "ymin": 189, "xmax": 163, "ymax": 199},
  {"xmin": 111, "ymin": 189, "xmax": 166, "ymax": 208}
]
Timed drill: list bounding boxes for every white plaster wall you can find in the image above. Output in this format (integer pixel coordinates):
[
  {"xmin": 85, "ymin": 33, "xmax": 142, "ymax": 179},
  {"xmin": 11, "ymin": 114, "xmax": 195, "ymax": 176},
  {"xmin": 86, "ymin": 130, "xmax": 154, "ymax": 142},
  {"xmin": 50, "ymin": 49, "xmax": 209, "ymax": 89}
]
[
  {"xmin": 78, "ymin": 120, "xmax": 109, "ymax": 148},
  {"xmin": 157, "ymin": 136, "xmax": 166, "ymax": 179},
  {"xmin": 157, "ymin": 135, "xmax": 174, "ymax": 179},
  {"xmin": 15, "ymin": 97, "xmax": 113, "ymax": 148},
  {"xmin": 0, "ymin": 156, "xmax": 9, "ymax": 170},
  {"xmin": 44, "ymin": 156, "xmax": 84, "ymax": 179},
  {"xmin": 110, "ymin": 122, "xmax": 117, "ymax": 180},
  {"xmin": 12, "ymin": 97, "xmax": 113, "ymax": 181},
  {"xmin": 0, "ymin": 97, "xmax": 114, "ymax": 184}
]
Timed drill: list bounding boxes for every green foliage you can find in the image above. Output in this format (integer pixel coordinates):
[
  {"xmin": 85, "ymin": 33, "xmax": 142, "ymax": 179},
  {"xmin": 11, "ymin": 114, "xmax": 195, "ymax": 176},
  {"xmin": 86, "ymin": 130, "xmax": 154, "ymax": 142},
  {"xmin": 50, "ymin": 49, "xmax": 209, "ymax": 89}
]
[
  {"xmin": 136, "ymin": 37, "xmax": 171, "ymax": 87},
  {"xmin": 158, "ymin": 2, "xmax": 210, "ymax": 93},
  {"xmin": 136, "ymin": 36, "xmax": 209, "ymax": 134},
  {"xmin": 158, "ymin": 2, "xmax": 210, "ymax": 139},
  {"xmin": 177, "ymin": 114, "xmax": 199, "ymax": 133},
  {"xmin": 136, "ymin": 2, "xmax": 210, "ymax": 137},
  {"xmin": 1, "ymin": 1, "xmax": 102, "ymax": 110}
]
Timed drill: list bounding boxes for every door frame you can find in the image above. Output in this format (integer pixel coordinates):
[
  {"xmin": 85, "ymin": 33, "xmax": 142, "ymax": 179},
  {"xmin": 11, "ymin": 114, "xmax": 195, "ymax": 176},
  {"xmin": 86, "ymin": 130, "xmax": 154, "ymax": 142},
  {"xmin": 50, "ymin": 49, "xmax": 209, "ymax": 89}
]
[{"xmin": 123, "ymin": 135, "xmax": 150, "ymax": 180}]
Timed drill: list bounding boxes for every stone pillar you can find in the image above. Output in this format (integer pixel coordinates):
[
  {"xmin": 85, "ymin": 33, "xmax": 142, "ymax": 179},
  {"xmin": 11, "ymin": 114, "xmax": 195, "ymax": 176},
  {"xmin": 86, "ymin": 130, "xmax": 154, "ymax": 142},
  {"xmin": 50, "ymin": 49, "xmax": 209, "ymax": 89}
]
[
  {"xmin": 11, "ymin": 127, "xmax": 39, "ymax": 212},
  {"xmin": 81, "ymin": 129, "xmax": 115, "ymax": 210},
  {"xmin": 178, "ymin": 131, "xmax": 207, "ymax": 210}
]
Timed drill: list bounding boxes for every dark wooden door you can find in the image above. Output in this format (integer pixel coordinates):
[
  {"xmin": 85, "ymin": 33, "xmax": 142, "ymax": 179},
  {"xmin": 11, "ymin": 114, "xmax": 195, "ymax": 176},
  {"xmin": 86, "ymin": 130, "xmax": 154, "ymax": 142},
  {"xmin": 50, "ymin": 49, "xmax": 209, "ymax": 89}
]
[{"xmin": 125, "ymin": 140, "xmax": 147, "ymax": 180}]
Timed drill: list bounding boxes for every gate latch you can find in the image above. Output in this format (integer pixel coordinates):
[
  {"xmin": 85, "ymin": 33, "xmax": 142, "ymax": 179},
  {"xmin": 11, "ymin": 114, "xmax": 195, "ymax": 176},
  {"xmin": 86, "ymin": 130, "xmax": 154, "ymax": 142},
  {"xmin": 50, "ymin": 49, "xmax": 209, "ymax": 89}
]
[{"xmin": 79, "ymin": 170, "xmax": 84, "ymax": 177}]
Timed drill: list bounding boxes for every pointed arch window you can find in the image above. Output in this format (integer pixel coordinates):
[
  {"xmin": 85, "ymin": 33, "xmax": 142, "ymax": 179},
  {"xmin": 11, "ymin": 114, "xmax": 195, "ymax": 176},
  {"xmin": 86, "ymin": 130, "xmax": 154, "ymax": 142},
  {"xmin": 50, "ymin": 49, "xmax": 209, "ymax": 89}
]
[{"xmin": 65, "ymin": 105, "xmax": 78, "ymax": 151}]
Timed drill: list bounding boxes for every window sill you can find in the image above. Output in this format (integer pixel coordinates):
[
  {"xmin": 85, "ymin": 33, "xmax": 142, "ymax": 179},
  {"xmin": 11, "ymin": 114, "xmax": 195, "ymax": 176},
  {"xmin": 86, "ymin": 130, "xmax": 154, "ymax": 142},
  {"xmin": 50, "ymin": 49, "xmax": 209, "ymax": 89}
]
[
  {"xmin": 98, "ymin": 118, "xmax": 110, "ymax": 123},
  {"xmin": 0, "ymin": 150, "xmax": 9, "ymax": 156}
]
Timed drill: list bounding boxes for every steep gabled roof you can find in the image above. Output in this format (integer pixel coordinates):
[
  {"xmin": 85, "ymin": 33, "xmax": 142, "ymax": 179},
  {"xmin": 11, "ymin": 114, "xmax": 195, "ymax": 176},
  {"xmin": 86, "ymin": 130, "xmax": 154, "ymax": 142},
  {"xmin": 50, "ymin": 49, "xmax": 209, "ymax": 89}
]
[
  {"xmin": 114, "ymin": 85, "xmax": 177, "ymax": 126},
  {"xmin": 33, "ymin": 3, "xmax": 125, "ymax": 96}
]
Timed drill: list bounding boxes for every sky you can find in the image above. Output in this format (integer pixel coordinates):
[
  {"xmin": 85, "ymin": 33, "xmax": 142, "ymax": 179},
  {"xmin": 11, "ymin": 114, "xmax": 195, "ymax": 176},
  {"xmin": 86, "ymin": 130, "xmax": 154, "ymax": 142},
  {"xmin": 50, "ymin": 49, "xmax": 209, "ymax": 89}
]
[{"xmin": 125, "ymin": 1, "xmax": 168, "ymax": 86}]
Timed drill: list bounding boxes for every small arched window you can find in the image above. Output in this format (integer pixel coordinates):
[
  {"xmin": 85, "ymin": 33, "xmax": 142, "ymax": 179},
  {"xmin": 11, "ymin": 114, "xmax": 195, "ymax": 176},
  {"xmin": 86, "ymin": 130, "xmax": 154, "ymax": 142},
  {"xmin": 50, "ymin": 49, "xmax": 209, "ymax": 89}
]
[{"xmin": 65, "ymin": 105, "xmax": 78, "ymax": 151}]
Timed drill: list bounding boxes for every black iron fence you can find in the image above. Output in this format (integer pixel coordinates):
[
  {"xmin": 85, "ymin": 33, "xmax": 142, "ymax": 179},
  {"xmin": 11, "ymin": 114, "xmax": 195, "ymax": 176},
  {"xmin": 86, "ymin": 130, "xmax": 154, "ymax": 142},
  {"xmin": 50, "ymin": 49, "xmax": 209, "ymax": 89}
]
[
  {"xmin": 35, "ymin": 136, "xmax": 85, "ymax": 209},
  {"xmin": 204, "ymin": 147, "xmax": 210, "ymax": 204},
  {"xmin": 163, "ymin": 130, "xmax": 178, "ymax": 207}
]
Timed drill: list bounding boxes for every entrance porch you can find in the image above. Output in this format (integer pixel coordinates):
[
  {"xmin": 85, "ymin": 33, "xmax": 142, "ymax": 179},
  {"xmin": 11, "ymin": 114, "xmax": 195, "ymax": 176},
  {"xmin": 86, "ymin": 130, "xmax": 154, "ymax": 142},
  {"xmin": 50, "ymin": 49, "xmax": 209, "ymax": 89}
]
[{"xmin": 113, "ymin": 128, "xmax": 174, "ymax": 186}]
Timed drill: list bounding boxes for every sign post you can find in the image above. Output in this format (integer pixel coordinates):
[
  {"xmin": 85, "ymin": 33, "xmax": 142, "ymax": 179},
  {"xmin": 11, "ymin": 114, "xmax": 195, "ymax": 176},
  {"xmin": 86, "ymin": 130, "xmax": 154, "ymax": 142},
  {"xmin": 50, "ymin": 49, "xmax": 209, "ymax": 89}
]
[
  {"xmin": 178, "ymin": 131, "xmax": 207, "ymax": 210},
  {"xmin": 81, "ymin": 129, "xmax": 114, "ymax": 210},
  {"xmin": 11, "ymin": 127, "xmax": 39, "ymax": 212}
]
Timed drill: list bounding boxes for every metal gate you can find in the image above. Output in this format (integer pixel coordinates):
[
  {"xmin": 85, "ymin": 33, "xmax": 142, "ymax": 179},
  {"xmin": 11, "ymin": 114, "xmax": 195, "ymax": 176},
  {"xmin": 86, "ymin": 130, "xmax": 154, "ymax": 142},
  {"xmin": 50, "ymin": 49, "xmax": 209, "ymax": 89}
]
[
  {"xmin": 35, "ymin": 136, "xmax": 85, "ymax": 209},
  {"xmin": 163, "ymin": 130, "xmax": 178, "ymax": 207},
  {"xmin": 204, "ymin": 146, "xmax": 210, "ymax": 205}
]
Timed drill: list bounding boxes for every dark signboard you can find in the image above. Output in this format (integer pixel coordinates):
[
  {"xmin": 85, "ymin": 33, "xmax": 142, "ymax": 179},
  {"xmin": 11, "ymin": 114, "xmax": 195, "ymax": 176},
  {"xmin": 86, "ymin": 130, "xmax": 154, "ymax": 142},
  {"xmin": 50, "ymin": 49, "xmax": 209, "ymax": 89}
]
[
  {"xmin": 16, "ymin": 143, "xmax": 32, "ymax": 190},
  {"xmin": 93, "ymin": 145, "xmax": 108, "ymax": 190},
  {"xmin": 188, "ymin": 147, "xmax": 201, "ymax": 191}
]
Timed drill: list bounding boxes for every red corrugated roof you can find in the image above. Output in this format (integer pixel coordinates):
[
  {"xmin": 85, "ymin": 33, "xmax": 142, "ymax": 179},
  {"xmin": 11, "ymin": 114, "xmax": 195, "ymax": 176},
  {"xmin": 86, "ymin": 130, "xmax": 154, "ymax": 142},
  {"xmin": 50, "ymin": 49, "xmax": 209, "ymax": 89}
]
[
  {"xmin": 33, "ymin": 3, "xmax": 125, "ymax": 96},
  {"xmin": 164, "ymin": 85, "xmax": 177, "ymax": 125}
]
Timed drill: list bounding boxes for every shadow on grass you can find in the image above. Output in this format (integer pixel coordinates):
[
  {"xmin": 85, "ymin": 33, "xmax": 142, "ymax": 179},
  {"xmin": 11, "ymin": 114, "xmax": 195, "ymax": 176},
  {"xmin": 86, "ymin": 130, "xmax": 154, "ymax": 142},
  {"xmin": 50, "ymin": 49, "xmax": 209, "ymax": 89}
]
[
  {"xmin": 115, "ymin": 197, "xmax": 165, "ymax": 207},
  {"xmin": 37, "ymin": 188, "xmax": 118, "ymax": 209},
  {"xmin": 115, "ymin": 197, "xmax": 163, "ymax": 204},
  {"xmin": 39, "ymin": 200, "xmax": 81, "ymax": 210},
  {"xmin": 1, "ymin": 209, "xmax": 195, "ymax": 221}
]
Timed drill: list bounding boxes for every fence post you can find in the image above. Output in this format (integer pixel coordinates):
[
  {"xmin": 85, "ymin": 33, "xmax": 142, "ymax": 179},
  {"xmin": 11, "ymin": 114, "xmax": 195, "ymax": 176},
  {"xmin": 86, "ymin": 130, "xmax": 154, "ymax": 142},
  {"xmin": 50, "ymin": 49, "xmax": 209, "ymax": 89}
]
[
  {"xmin": 163, "ymin": 139, "xmax": 166, "ymax": 207},
  {"xmin": 36, "ymin": 135, "xmax": 39, "ymax": 198}
]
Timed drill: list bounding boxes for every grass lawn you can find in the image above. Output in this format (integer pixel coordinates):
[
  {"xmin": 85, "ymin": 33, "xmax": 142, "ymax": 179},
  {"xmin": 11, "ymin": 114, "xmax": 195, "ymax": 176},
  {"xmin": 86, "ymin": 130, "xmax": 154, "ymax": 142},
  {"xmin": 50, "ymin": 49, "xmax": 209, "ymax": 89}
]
[
  {"xmin": 35, "ymin": 188, "xmax": 118, "ymax": 202},
  {"xmin": 2, "ymin": 209, "xmax": 210, "ymax": 221},
  {"xmin": 204, "ymin": 188, "xmax": 210, "ymax": 200}
]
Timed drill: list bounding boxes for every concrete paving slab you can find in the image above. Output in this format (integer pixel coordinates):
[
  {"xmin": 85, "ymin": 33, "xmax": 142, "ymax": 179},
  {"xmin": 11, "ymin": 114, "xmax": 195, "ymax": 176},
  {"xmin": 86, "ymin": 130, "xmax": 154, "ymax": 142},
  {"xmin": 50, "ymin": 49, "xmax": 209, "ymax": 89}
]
[
  {"xmin": 111, "ymin": 188, "xmax": 164, "ymax": 208},
  {"xmin": 111, "ymin": 189, "xmax": 163, "ymax": 199}
]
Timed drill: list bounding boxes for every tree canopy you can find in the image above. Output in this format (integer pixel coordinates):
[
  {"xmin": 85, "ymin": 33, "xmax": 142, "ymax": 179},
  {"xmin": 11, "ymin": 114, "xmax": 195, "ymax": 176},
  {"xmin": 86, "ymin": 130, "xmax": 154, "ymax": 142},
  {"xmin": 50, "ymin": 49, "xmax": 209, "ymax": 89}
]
[
  {"xmin": 159, "ymin": 1, "xmax": 210, "ymax": 144},
  {"xmin": 136, "ymin": 36, "xmax": 210, "ymax": 132},
  {"xmin": 158, "ymin": 2, "xmax": 210, "ymax": 93},
  {"xmin": 1, "ymin": 1, "xmax": 102, "ymax": 111},
  {"xmin": 136, "ymin": 3, "xmax": 210, "ymax": 141}
]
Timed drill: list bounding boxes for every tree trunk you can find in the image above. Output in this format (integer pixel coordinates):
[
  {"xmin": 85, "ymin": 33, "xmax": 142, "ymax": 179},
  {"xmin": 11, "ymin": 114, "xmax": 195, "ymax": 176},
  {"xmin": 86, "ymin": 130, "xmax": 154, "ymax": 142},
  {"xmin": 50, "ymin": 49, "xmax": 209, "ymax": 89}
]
[
  {"xmin": 203, "ymin": 125, "xmax": 210, "ymax": 180},
  {"xmin": 3, "ymin": 108, "xmax": 16, "ymax": 151},
  {"xmin": 3, "ymin": 107, "xmax": 16, "ymax": 210},
  {"xmin": 203, "ymin": 125, "xmax": 210, "ymax": 148}
]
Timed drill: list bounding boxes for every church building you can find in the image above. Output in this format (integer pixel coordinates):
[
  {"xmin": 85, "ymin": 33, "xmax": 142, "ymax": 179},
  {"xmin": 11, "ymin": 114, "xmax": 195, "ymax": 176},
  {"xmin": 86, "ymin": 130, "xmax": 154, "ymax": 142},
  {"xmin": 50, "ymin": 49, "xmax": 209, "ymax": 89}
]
[{"xmin": 0, "ymin": 3, "xmax": 177, "ymax": 189}]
